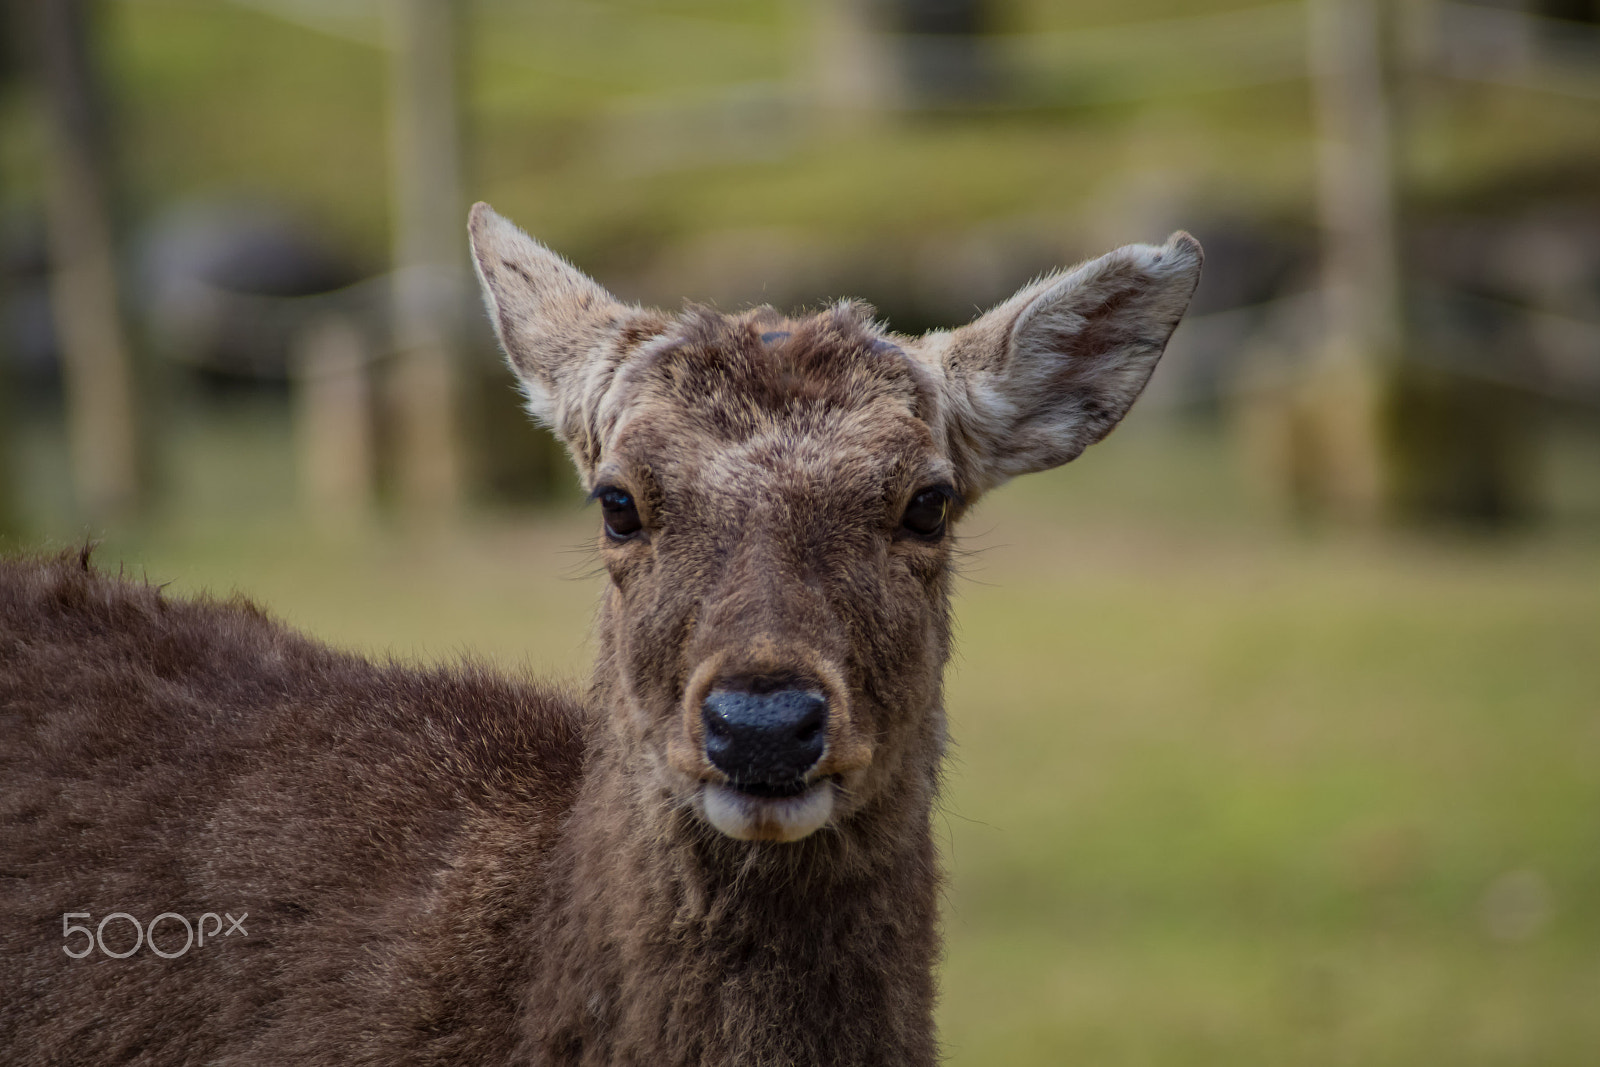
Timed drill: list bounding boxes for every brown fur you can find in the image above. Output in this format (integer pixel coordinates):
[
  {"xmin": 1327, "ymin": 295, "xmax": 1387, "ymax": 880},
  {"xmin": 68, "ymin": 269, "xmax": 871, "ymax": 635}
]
[
  {"xmin": 0, "ymin": 548, "xmax": 583, "ymax": 1065},
  {"xmin": 0, "ymin": 206, "xmax": 1200, "ymax": 1065}
]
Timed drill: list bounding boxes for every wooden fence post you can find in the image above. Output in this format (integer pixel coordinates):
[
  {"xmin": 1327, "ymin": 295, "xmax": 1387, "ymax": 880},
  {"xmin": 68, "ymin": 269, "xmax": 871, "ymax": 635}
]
[
  {"xmin": 32, "ymin": 0, "xmax": 143, "ymax": 521},
  {"xmin": 1304, "ymin": 0, "xmax": 1402, "ymax": 522},
  {"xmin": 292, "ymin": 314, "xmax": 374, "ymax": 530},
  {"xmin": 388, "ymin": 0, "xmax": 465, "ymax": 523}
]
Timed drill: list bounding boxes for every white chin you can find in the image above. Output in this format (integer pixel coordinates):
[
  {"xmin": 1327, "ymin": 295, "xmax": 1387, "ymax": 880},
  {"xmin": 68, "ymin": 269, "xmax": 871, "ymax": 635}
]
[{"xmin": 702, "ymin": 780, "xmax": 835, "ymax": 842}]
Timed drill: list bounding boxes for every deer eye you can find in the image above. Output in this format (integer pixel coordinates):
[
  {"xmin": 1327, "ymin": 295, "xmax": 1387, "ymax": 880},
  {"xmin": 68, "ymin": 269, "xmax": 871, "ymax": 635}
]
[
  {"xmin": 900, "ymin": 486, "xmax": 952, "ymax": 540},
  {"xmin": 596, "ymin": 486, "xmax": 643, "ymax": 541}
]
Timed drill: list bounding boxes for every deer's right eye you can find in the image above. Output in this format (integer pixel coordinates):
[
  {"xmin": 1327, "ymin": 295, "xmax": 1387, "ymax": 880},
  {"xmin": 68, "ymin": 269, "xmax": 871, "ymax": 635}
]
[
  {"xmin": 899, "ymin": 486, "xmax": 953, "ymax": 540},
  {"xmin": 597, "ymin": 487, "xmax": 643, "ymax": 541}
]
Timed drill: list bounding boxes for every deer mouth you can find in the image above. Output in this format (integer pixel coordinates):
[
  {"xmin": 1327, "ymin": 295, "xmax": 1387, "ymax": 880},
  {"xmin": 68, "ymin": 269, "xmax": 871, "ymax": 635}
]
[
  {"xmin": 727, "ymin": 777, "xmax": 809, "ymax": 800},
  {"xmin": 701, "ymin": 778, "xmax": 836, "ymax": 842}
]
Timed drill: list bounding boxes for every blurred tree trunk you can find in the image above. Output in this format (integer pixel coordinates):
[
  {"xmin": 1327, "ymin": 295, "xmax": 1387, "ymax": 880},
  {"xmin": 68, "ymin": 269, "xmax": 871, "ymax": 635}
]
[
  {"xmin": 292, "ymin": 314, "xmax": 375, "ymax": 532},
  {"xmin": 0, "ymin": 341, "xmax": 16, "ymax": 538},
  {"xmin": 0, "ymin": 7, "xmax": 18, "ymax": 537},
  {"xmin": 388, "ymin": 0, "xmax": 464, "ymax": 522},
  {"xmin": 811, "ymin": 0, "xmax": 900, "ymax": 124},
  {"xmin": 30, "ymin": 0, "xmax": 144, "ymax": 521},
  {"xmin": 1300, "ymin": 0, "xmax": 1400, "ymax": 523}
]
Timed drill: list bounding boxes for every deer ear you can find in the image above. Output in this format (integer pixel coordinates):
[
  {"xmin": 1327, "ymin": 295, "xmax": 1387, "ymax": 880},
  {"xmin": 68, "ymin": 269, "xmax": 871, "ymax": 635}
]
[
  {"xmin": 936, "ymin": 232, "xmax": 1202, "ymax": 494},
  {"xmin": 468, "ymin": 202, "xmax": 648, "ymax": 446}
]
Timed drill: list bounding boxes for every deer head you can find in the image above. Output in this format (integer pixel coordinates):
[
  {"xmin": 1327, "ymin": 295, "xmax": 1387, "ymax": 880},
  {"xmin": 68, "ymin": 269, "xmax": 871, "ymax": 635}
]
[{"xmin": 469, "ymin": 203, "xmax": 1200, "ymax": 846}]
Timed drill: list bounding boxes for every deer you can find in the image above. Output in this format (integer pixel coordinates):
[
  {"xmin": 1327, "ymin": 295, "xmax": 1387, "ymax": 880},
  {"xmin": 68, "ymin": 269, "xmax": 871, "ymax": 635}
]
[{"xmin": 0, "ymin": 203, "xmax": 1201, "ymax": 1066}]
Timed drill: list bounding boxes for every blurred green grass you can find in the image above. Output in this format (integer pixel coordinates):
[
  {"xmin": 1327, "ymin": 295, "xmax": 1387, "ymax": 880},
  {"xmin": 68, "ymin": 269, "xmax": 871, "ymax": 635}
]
[
  {"xmin": 11, "ymin": 401, "xmax": 1599, "ymax": 1065},
  {"xmin": 942, "ymin": 510, "xmax": 1600, "ymax": 1065}
]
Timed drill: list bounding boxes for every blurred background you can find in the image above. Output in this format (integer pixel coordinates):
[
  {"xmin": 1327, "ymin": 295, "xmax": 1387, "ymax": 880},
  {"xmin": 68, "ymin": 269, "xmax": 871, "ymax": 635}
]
[{"xmin": 2, "ymin": 0, "xmax": 1598, "ymax": 1061}]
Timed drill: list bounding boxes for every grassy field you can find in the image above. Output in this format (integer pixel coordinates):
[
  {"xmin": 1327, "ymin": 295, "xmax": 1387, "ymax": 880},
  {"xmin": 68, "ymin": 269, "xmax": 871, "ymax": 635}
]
[
  {"xmin": 940, "ymin": 515, "xmax": 1600, "ymax": 1065},
  {"xmin": 11, "ymin": 401, "xmax": 1600, "ymax": 1064}
]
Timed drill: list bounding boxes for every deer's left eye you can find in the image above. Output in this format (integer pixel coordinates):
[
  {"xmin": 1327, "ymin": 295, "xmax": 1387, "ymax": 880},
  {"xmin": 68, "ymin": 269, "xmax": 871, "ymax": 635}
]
[
  {"xmin": 899, "ymin": 486, "xmax": 952, "ymax": 540},
  {"xmin": 597, "ymin": 486, "xmax": 643, "ymax": 541}
]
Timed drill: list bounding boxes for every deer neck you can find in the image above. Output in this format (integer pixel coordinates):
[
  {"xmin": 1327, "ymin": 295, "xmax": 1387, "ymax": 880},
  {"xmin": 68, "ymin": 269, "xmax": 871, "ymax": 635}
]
[{"xmin": 517, "ymin": 670, "xmax": 943, "ymax": 1066}]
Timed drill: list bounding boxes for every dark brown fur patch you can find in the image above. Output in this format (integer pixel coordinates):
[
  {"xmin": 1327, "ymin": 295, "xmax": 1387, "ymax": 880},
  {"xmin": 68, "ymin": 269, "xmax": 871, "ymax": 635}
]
[{"xmin": 0, "ymin": 550, "xmax": 587, "ymax": 1065}]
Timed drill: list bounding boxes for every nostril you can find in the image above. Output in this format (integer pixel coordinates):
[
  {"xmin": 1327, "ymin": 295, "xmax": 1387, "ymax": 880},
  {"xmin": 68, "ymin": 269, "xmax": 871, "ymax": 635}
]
[{"xmin": 792, "ymin": 694, "xmax": 825, "ymax": 746}]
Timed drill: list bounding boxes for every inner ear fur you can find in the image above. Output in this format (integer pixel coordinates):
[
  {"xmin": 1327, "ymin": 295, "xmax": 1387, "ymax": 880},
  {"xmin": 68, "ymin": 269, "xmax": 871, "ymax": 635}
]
[
  {"xmin": 936, "ymin": 232, "xmax": 1203, "ymax": 495},
  {"xmin": 468, "ymin": 203, "xmax": 664, "ymax": 464}
]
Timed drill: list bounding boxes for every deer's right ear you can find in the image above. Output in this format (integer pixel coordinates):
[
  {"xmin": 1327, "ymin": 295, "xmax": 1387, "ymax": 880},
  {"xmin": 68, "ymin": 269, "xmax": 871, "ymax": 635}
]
[{"xmin": 469, "ymin": 203, "xmax": 654, "ymax": 458}]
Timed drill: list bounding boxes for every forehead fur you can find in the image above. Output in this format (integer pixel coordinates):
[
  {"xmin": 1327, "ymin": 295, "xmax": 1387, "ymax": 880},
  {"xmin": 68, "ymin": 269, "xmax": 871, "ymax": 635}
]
[{"xmin": 613, "ymin": 303, "xmax": 934, "ymax": 448}]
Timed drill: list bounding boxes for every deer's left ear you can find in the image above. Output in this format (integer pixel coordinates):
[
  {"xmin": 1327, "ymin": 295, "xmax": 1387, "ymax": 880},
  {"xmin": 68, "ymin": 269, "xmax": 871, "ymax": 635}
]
[{"xmin": 932, "ymin": 232, "xmax": 1202, "ymax": 495}]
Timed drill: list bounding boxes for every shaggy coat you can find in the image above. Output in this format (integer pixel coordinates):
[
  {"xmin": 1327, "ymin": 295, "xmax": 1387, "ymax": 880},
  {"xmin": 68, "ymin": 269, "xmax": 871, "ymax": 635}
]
[{"xmin": 0, "ymin": 204, "xmax": 1200, "ymax": 1066}]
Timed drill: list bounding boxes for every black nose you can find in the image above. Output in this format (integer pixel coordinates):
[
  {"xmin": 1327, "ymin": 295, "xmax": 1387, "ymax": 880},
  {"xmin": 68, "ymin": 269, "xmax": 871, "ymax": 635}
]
[{"xmin": 702, "ymin": 686, "xmax": 828, "ymax": 795}]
